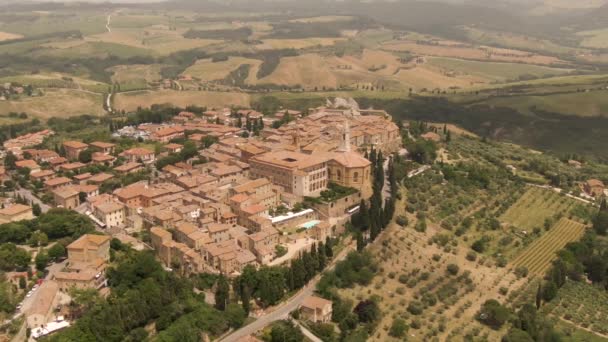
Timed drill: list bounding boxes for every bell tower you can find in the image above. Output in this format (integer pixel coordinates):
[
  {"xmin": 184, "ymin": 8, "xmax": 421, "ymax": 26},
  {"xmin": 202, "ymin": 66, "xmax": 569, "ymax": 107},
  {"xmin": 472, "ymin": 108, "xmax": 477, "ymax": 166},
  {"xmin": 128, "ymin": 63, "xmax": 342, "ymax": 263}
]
[{"xmin": 338, "ymin": 121, "xmax": 351, "ymax": 152}]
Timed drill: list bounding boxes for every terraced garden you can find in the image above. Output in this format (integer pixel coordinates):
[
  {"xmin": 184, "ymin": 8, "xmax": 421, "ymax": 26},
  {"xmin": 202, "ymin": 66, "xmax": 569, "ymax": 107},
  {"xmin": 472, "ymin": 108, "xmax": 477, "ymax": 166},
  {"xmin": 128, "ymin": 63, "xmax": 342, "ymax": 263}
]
[{"xmin": 511, "ymin": 218, "xmax": 587, "ymax": 276}]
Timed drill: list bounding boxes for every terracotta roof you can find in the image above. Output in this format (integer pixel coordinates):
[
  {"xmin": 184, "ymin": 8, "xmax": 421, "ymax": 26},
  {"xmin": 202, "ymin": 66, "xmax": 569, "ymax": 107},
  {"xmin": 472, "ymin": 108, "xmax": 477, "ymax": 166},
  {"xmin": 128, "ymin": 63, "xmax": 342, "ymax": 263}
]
[
  {"xmin": 45, "ymin": 177, "xmax": 71, "ymax": 187},
  {"xmin": 60, "ymin": 162, "xmax": 86, "ymax": 170},
  {"xmin": 95, "ymin": 201, "xmax": 124, "ymax": 214},
  {"xmin": 15, "ymin": 160, "xmax": 39, "ymax": 169},
  {"xmin": 89, "ymin": 173, "xmax": 114, "ymax": 183},
  {"xmin": 68, "ymin": 234, "xmax": 110, "ymax": 250},
  {"xmin": 164, "ymin": 143, "xmax": 183, "ymax": 150},
  {"xmin": 208, "ymin": 223, "xmax": 230, "ymax": 234},
  {"xmin": 114, "ymin": 162, "xmax": 143, "ymax": 172},
  {"xmin": 30, "ymin": 170, "xmax": 54, "ymax": 178},
  {"xmin": 301, "ymin": 295, "xmax": 332, "ymax": 310},
  {"xmin": 74, "ymin": 173, "xmax": 92, "ymax": 180},
  {"xmin": 90, "ymin": 141, "xmax": 115, "ymax": 149},
  {"xmin": 330, "ymin": 151, "xmax": 371, "ymax": 168},
  {"xmin": 123, "ymin": 147, "xmax": 154, "ymax": 156},
  {"xmin": 63, "ymin": 140, "xmax": 88, "ymax": 149},
  {"xmin": 229, "ymin": 194, "xmax": 250, "ymax": 204},
  {"xmin": 0, "ymin": 204, "xmax": 31, "ymax": 216}
]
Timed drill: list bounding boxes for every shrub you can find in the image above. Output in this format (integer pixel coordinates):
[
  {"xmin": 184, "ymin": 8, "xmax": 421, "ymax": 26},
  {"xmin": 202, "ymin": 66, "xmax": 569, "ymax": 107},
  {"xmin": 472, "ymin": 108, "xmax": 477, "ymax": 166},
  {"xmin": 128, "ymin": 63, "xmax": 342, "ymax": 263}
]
[
  {"xmin": 477, "ymin": 299, "xmax": 510, "ymax": 329},
  {"xmin": 514, "ymin": 266, "xmax": 528, "ymax": 279},
  {"xmin": 389, "ymin": 318, "xmax": 408, "ymax": 338},
  {"xmin": 446, "ymin": 264, "xmax": 459, "ymax": 276},
  {"xmin": 466, "ymin": 251, "xmax": 477, "ymax": 261},
  {"xmin": 396, "ymin": 215, "xmax": 409, "ymax": 227},
  {"xmin": 407, "ymin": 301, "xmax": 424, "ymax": 315}
]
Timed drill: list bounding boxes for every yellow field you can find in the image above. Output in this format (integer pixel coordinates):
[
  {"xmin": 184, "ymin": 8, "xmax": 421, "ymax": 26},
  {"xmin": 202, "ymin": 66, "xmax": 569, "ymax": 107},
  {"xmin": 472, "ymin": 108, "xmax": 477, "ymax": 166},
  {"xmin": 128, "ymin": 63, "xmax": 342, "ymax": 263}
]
[
  {"xmin": 113, "ymin": 90, "xmax": 250, "ymax": 112},
  {"xmin": 0, "ymin": 88, "xmax": 105, "ymax": 118},
  {"xmin": 85, "ymin": 27, "xmax": 222, "ymax": 55},
  {"xmin": 511, "ymin": 218, "xmax": 587, "ymax": 275},
  {"xmin": 257, "ymin": 53, "xmax": 338, "ymax": 88},
  {"xmin": 253, "ymin": 49, "xmax": 486, "ymax": 90},
  {"xmin": 182, "ymin": 57, "xmax": 262, "ymax": 82},
  {"xmin": 0, "ymin": 31, "xmax": 23, "ymax": 41}
]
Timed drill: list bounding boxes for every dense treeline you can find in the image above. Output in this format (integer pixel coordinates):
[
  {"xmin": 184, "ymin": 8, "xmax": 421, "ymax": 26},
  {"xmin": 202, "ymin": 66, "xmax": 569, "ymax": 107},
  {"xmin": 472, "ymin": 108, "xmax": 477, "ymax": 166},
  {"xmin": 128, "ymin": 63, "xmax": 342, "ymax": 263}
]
[
  {"xmin": 265, "ymin": 18, "xmax": 375, "ymax": 39},
  {"xmin": 350, "ymin": 147, "xmax": 397, "ymax": 246},
  {"xmin": 229, "ymin": 239, "xmax": 334, "ymax": 313},
  {"xmin": 0, "ymin": 208, "xmax": 95, "ymax": 244},
  {"xmin": 357, "ymin": 97, "xmax": 608, "ymax": 162},
  {"xmin": 50, "ymin": 250, "xmax": 231, "ymax": 341},
  {"xmin": 183, "ymin": 27, "xmax": 252, "ymax": 40}
]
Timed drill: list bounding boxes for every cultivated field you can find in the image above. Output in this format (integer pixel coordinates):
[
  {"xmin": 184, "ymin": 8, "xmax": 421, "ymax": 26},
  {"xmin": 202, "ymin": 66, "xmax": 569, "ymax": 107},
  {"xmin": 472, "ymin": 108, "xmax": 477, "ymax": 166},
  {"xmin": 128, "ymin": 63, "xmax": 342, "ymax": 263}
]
[
  {"xmin": 255, "ymin": 38, "xmax": 345, "ymax": 50},
  {"xmin": 500, "ymin": 187, "xmax": 578, "ymax": 231},
  {"xmin": 0, "ymin": 31, "xmax": 23, "ymax": 41},
  {"xmin": 464, "ymin": 27, "xmax": 582, "ymax": 55},
  {"xmin": 381, "ymin": 40, "xmax": 565, "ymax": 66},
  {"xmin": 109, "ymin": 64, "xmax": 164, "ymax": 87},
  {"xmin": 543, "ymin": 280, "xmax": 608, "ymax": 337},
  {"xmin": 577, "ymin": 28, "xmax": 608, "ymax": 49},
  {"xmin": 483, "ymin": 90, "xmax": 608, "ymax": 117},
  {"xmin": 0, "ymin": 88, "xmax": 105, "ymax": 118},
  {"xmin": 510, "ymin": 218, "xmax": 586, "ymax": 275},
  {"xmin": 113, "ymin": 90, "xmax": 250, "ymax": 112},
  {"xmin": 340, "ymin": 197, "xmax": 526, "ymax": 341},
  {"xmin": 427, "ymin": 57, "xmax": 572, "ymax": 82}
]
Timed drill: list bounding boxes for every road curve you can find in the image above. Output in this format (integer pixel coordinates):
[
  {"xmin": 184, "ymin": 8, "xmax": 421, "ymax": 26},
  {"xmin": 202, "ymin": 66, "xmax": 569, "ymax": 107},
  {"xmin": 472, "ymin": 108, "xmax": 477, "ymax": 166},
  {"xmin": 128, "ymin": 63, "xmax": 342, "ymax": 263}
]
[{"xmin": 220, "ymin": 244, "xmax": 353, "ymax": 342}]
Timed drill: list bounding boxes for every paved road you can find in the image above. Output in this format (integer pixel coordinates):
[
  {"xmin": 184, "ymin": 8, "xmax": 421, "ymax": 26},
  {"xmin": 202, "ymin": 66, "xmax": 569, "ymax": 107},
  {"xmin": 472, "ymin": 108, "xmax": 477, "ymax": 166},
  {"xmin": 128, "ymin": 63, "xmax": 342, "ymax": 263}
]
[
  {"xmin": 294, "ymin": 320, "xmax": 322, "ymax": 342},
  {"xmin": 16, "ymin": 189, "xmax": 51, "ymax": 213},
  {"xmin": 220, "ymin": 244, "xmax": 354, "ymax": 342}
]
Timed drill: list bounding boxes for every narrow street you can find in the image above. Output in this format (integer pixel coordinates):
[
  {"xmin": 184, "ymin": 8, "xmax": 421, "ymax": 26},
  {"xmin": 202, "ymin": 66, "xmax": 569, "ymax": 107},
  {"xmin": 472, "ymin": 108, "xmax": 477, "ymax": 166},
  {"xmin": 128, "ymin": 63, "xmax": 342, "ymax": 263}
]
[{"xmin": 15, "ymin": 188, "xmax": 51, "ymax": 214}]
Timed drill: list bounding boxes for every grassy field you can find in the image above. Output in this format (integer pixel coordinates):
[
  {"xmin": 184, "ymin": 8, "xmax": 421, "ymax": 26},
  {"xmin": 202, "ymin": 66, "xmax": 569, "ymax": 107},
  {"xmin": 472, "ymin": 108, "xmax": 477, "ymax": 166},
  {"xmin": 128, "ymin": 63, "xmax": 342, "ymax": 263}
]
[
  {"xmin": 182, "ymin": 57, "xmax": 262, "ymax": 82},
  {"xmin": 427, "ymin": 57, "xmax": 572, "ymax": 82},
  {"xmin": 577, "ymin": 28, "xmax": 608, "ymax": 49},
  {"xmin": 500, "ymin": 187, "xmax": 578, "ymax": 232},
  {"xmin": 510, "ymin": 218, "xmax": 586, "ymax": 275},
  {"xmin": 464, "ymin": 27, "xmax": 583, "ymax": 56},
  {"xmin": 482, "ymin": 90, "xmax": 608, "ymax": 117},
  {"xmin": 113, "ymin": 90, "xmax": 250, "ymax": 112},
  {"xmin": 108, "ymin": 64, "xmax": 164, "ymax": 88},
  {"xmin": 0, "ymin": 88, "xmax": 105, "ymax": 118},
  {"xmin": 544, "ymin": 281, "xmax": 608, "ymax": 337},
  {"xmin": 0, "ymin": 31, "xmax": 23, "ymax": 41}
]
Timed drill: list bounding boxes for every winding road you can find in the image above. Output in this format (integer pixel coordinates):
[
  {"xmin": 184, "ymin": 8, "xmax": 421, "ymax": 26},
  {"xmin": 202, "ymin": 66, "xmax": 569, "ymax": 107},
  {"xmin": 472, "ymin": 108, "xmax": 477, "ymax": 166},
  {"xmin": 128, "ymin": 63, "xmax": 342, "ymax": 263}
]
[
  {"xmin": 220, "ymin": 243, "xmax": 354, "ymax": 342},
  {"xmin": 106, "ymin": 14, "xmax": 112, "ymax": 33}
]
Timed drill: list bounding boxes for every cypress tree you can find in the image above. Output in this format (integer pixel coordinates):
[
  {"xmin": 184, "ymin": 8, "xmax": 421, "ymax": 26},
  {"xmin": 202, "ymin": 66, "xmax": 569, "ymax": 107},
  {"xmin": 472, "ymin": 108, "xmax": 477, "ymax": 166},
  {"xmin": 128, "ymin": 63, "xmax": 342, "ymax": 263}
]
[
  {"xmin": 356, "ymin": 231, "xmax": 365, "ymax": 251},
  {"xmin": 241, "ymin": 285, "xmax": 251, "ymax": 313},
  {"xmin": 325, "ymin": 237, "xmax": 333, "ymax": 258},
  {"xmin": 535, "ymin": 283, "xmax": 542, "ymax": 309},
  {"xmin": 215, "ymin": 274, "xmax": 230, "ymax": 311}
]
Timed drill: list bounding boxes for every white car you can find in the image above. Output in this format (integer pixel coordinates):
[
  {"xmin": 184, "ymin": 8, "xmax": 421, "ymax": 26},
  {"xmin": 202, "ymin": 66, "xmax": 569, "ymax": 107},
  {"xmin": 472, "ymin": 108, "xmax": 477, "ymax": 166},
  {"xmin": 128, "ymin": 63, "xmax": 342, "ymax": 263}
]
[{"xmin": 26, "ymin": 292, "xmax": 32, "ymax": 298}]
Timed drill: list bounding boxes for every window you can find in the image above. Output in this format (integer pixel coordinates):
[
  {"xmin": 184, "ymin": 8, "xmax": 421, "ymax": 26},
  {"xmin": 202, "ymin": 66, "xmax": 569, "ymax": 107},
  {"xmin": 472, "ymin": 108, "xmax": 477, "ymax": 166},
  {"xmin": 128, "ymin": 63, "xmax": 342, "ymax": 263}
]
[
  {"xmin": 353, "ymin": 172, "xmax": 359, "ymax": 182},
  {"xmin": 337, "ymin": 170, "xmax": 341, "ymax": 181}
]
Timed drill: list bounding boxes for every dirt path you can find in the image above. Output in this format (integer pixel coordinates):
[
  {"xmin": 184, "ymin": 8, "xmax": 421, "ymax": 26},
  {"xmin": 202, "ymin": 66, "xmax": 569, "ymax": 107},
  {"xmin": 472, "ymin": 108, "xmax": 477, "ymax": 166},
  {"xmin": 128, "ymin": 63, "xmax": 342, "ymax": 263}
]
[{"xmin": 106, "ymin": 14, "xmax": 112, "ymax": 33}]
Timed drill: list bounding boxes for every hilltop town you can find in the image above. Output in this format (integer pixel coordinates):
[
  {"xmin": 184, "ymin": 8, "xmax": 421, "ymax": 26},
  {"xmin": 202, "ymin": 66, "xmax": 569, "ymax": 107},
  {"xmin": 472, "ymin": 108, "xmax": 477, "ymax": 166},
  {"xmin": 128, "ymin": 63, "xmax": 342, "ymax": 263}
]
[{"xmin": 0, "ymin": 97, "xmax": 405, "ymax": 338}]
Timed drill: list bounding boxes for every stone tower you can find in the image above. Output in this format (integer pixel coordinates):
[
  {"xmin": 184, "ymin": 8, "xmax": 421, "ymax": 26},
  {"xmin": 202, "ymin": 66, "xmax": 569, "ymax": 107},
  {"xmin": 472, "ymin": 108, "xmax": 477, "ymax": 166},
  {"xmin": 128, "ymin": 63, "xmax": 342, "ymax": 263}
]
[{"xmin": 338, "ymin": 121, "xmax": 351, "ymax": 152}]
